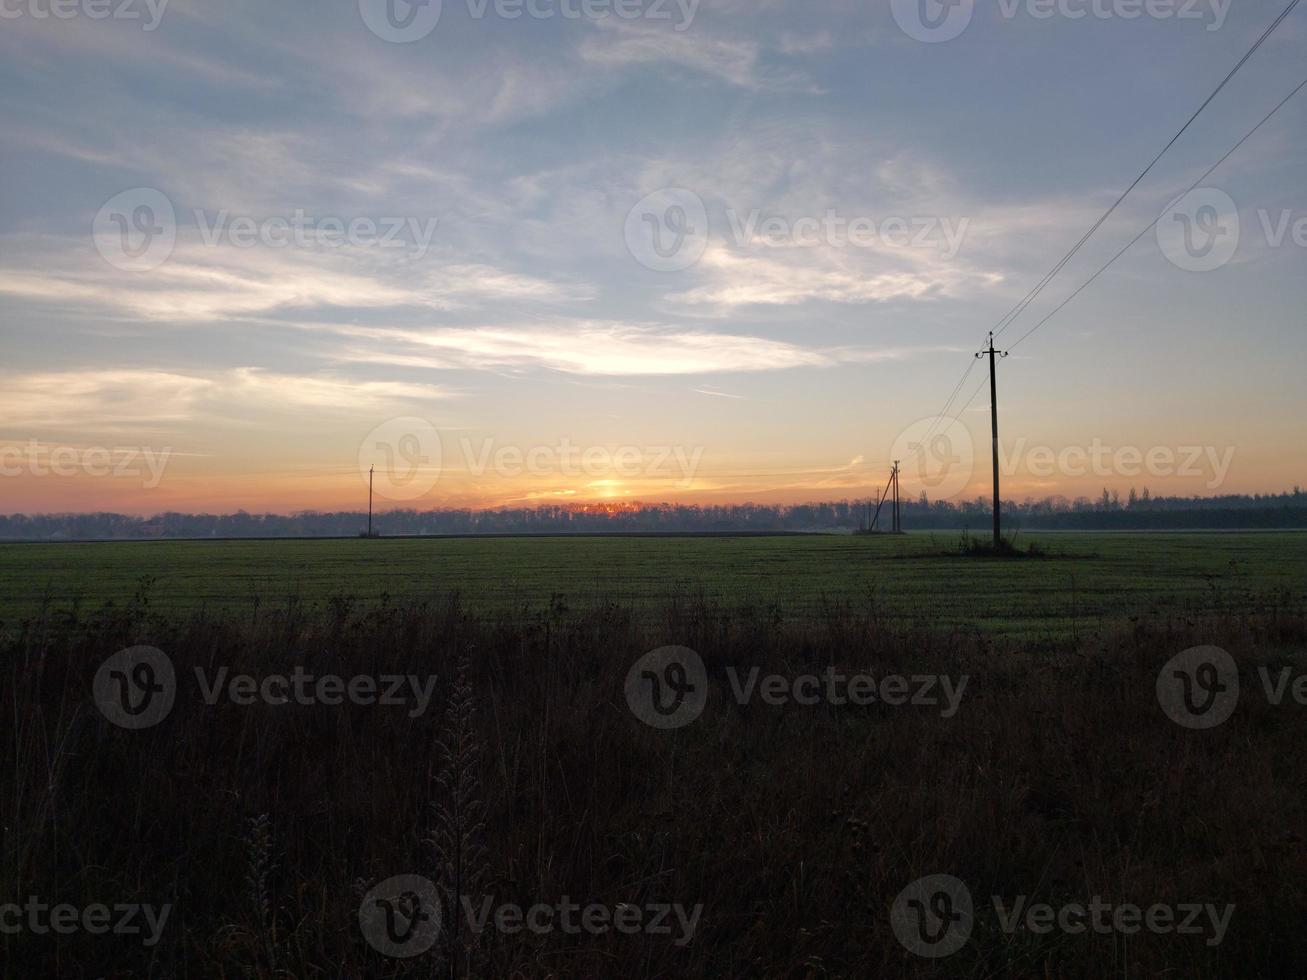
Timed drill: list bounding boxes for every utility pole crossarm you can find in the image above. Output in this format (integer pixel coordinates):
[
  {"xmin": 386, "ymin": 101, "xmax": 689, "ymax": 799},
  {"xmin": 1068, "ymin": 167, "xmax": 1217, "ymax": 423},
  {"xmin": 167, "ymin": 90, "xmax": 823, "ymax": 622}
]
[{"xmin": 976, "ymin": 332, "xmax": 1009, "ymax": 548}]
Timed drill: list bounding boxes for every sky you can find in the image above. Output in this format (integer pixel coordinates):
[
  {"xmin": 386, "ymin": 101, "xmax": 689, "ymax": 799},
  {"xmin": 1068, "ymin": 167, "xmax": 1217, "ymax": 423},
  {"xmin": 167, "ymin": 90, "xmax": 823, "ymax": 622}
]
[{"xmin": 0, "ymin": 0, "xmax": 1304, "ymax": 515}]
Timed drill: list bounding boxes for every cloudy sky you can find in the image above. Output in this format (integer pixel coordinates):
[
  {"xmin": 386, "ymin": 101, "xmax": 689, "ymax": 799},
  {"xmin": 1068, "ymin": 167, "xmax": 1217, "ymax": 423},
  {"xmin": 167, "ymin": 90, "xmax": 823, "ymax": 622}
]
[{"xmin": 1, "ymin": 0, "xmax": 1303, "ymax": 514}]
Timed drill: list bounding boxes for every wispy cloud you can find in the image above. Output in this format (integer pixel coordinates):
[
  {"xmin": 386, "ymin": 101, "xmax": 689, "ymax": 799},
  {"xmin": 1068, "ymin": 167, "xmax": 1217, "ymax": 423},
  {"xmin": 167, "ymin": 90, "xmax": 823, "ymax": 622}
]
[
  {"xmin": 0, "ymin": 236, "xmax": 594, "ymax": 322},
  {"xmin": 0, "ymin": 368, "xmax": 453, "ymax": 437},
  {"xmin": 693, "ymin": 386, "xmax": 747, "ymax": 399},
  {"xmin": 579, "ymin": 19, "xmax": 821, "ymax": 92},
  {"xmin": 664, "ymin": 245, "xmax": 999, "ymax": 311},
  {"xmin": 331, "ymin": 321, "xmax": 831, "ymax": 375}
]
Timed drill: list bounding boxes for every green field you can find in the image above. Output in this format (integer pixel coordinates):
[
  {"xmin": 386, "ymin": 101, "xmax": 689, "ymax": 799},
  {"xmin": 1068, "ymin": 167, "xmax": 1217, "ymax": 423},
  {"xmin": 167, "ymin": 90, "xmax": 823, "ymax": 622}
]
[{"xmin": 2, "ymin": 531, "xmax": 1304, "ymax": 638}]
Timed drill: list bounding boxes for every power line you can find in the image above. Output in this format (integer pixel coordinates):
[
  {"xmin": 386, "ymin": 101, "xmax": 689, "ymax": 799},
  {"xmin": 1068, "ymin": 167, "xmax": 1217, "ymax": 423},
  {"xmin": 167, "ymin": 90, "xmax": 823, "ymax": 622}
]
[
  {"xmin": 911, "ymin": 0, "xmax": 1301, "ymax": 463},
  {"xmin": 921, "ymin": 74, "xmax": 1306, "ymax": 430},
  {"xmin": 905, "ymin": 0, "xmax": 1301, "ymax": 491},
  {"xmin": 1007, "ymin": 74, "xmax": 1307, "ymax": 353},
  {"xmin": 991, "ymin": 0, "xmax": 1302, "ymax": 341},
  {"xmin": 914, "ymin": 0, "xmax": 1301, "ymax": 444},
  {"xmin": 952, "ymin": 370, "xmax": 991, "ymax": 428},
  {"xmin": 908, "ymin": 72, "xmax": 1307, "ymax": 516},
  {"xmin": 915, "ymin": 357, "xmax": 978, "ymax": 450}
]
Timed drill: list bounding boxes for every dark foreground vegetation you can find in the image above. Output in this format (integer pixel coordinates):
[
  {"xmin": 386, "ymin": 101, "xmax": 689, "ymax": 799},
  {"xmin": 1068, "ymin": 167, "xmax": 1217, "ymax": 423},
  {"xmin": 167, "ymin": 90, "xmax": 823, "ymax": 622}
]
[{"xmin": 5, "ymin": 592, "xmax": 1307, "ymax": 978}]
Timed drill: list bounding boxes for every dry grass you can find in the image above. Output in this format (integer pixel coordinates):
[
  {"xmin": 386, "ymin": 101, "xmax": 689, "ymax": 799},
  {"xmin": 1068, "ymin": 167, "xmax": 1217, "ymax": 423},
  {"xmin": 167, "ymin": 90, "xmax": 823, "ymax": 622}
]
[{"xmin": 3, "ymin": 590, "xmax": 1306, "ymax": 978}]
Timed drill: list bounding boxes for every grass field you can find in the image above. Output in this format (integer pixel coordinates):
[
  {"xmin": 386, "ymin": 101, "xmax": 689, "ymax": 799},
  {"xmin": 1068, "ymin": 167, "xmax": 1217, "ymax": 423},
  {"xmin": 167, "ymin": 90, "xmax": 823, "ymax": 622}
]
[
  {"xmin": 2, "ymin": 531, "xmax": 1305, "ymax": 639},
  {"xmin": 6, "ymin": 531, "xmax": 1307, "ymax": 976}
]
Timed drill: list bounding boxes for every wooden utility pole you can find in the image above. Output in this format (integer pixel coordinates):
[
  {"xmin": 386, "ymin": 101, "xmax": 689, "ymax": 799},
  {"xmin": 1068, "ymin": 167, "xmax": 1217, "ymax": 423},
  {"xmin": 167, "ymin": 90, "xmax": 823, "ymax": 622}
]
[
  {"xmin": 892, "ymin": 460, "xmax": 901, "ymax": 533},
  {"xmin": 976, "ymin": 332, "xmax": 1008, "ymax": 548}
]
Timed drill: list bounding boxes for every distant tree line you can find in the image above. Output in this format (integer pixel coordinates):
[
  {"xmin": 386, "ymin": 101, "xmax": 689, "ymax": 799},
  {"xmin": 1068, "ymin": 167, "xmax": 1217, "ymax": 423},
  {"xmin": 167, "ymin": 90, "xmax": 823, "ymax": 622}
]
[{"xmin": 1, "ymin": 488, "xmax": 1305, "ymax": 539}]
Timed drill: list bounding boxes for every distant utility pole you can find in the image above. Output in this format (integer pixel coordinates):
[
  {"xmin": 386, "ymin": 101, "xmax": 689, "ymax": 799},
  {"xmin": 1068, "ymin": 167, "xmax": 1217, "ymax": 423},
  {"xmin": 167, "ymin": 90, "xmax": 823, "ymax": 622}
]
[
  {"xmin": 367, "ymin": 465, "xmax": 374, "ymax": 538},
  {"xmin": 976, "ymin": 332, "xmax": 1008, "ymax": 548},
  {"xmin": 892, "ymin": 460, "xmax": 901, "ymax": 533}
]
